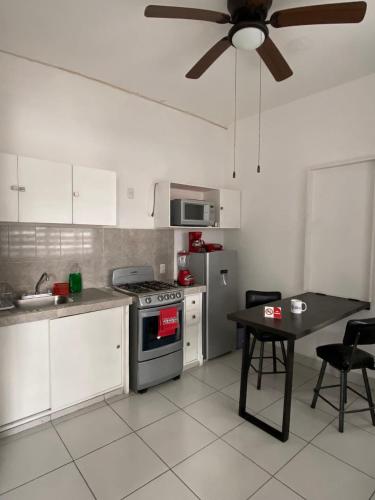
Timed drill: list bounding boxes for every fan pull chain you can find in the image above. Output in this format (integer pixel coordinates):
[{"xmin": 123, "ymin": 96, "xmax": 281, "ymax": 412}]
[
  {"xmin": 257, "ymin": 57, "xmax": 262, "ymax": 174},
  {"xmin": 232, "ymin": 50, "xmax": 238, "ymax": 179}
]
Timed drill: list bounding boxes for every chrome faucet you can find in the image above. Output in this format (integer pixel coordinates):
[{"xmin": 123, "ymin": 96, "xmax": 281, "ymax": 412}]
[{"xmin": 35, "ymin": 272, "xmax": 49, "ymax": 295}]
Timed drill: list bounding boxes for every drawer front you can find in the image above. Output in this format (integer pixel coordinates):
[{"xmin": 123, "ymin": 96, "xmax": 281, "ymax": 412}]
[
  {"xmin": 185, "ymin": 309, "xmax": 201, "ymax": 326},
  {"xmin": 184, "ymin": 325, "xmax": 199, "ymax": 364},
  {"xmin": 185, "ymin": 294, "xmax": 201, "ymax": 312}
]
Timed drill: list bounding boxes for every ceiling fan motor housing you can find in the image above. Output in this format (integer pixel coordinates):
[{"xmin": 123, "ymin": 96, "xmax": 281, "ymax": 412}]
[{"xmin": 227, "ymin": 0, "xmax": 273, "ymax": 23}]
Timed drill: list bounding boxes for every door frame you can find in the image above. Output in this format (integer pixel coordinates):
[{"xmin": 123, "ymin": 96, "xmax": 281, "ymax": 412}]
[{"xmin": 304, "ymin": 155, "xmax": 375, "ymax": 302}]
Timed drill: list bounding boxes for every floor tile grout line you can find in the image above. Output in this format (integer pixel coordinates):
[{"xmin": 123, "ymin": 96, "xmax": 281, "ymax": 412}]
[
  {"xmin": 246, "ymin": 477, "xmax": 274, "ymax": 500},
  {"xmin": 246, "ymin": 475, "xmax": 307, "ymax": 500},
  {"xmin": 180, "ymin": 403, "xmax": 240, "ymax": 439},
  {"xmin": 272, "ymin": 440, "xmax": 311, "ymax": 478},
  {"xmin": 217, "ymin": 434, "xmax": 276, "ymax": 479},
  {"xmin": 186, "ymin": 369, "xmax": 240, "ymax": 391},
  {"xmin": 54, "ymin": 404, "xmax": 204, "ymax": 500},
  {"xmin": 0, "ymin": 462, "xmax": 73, "ymax": 497},
  {"xmin": 109, "ymin": 391, "xmax": 256, "ymax": 496},
  {"xmin": 51, "ymin": 419, "xmax": 98, "ymax": 500},
  {"xmin": 154, "ymin": 382, "xmax": 221, "ymax": 409},
  {"xmin": 169, "ymin": 469, "xmax": 202, "ymax": 500},
  {"xmin": 52, "ymin": 404, "xmax": 135, "ymax": 460},
  {"xmin": 136, "ymin": 421, "xmax": 221, "ymax": 468},
  {"xmin": 104, "ymin": 396, "xmax": 216, "ymax": 474},
  {"xmin": 106, "ymin": 397, "xmax": 181, "ymax": 434},
  {"xmin": 267, "ymin": 476, "xmax": 308, "ymax": 500},
  {"xmin": 270, "ymin": 400, "xmax": 375, "ymax": 495},
  {"xmin": 309, "ymin": 440, "xmax": 375, "ymax": 482},
  {"xmin": 52, "ymin": 400, "xmax": 109, "ymax": 426},
  {"xmin": 119, "ymin": 470, "xmax": 174, "ymax": 500}
]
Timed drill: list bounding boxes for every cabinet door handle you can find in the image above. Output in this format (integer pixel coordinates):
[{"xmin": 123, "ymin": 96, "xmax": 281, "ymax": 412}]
[
  {"xmin": 10, "ymin": 185, "xmax": 19, "ymax": 191},
  {"xmin": 187, "ymin": 342, "xmax": 191, "ymax": 347},
  {"xmin": 192, "ymin": 315, "xmax": 196, "ymax": 319},
  {"xmin": 116, "ymin": 345, "xmax": 121, "ymax": 349},
  {"xmin": 192, "ymin": 300, "xmax": 196, "ymax": 305},
  {"xmin": 73, "ymin": 191, "xmax": 80, "ymax": 197},
  {"xmin": 18, "ymin": 186, "xmax": 26, "ymax": 192},
  {"xmin": 220, "ymin": 206, "xmax": 223, "ymax": 210}
]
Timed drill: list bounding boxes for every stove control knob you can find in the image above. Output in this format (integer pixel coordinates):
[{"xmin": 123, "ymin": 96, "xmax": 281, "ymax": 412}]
[
  {"xmin": 158, "ymin": 295, "xmax": 163, "ymax": 301},
  {"xmin": 164, "ymin": 294, "xmax": 170, "ymax": 300},
  {"xmin": 145, "ymin": 297, "xmax": 152, "ymax": 304},
  {"xmin": 176, "ymin": 292, "xmax": 181, "ymax": 299},
  {"xmin": 170, "ymin": 293, "xmax": 175, "ymax": 300}
]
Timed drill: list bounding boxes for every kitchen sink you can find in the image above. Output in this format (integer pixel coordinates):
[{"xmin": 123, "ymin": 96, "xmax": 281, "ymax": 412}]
[{"xmin": 15, "ymin": 294, "xmax": 73, "ymax": 310}]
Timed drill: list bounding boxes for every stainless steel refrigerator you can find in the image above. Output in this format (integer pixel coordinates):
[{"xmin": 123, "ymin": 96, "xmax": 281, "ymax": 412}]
[{"xmin": 189, "ymin": 250, "xmax": 238, "ymax": 360}]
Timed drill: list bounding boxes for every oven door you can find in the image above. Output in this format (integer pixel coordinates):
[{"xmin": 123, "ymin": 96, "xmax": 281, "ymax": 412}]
[{"xmin": 138, "ymin": 302, "xmax": 183, "ymax": 362}]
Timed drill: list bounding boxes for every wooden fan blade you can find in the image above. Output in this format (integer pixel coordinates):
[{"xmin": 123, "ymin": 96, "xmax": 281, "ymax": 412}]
[
  {"xmin": 144, "ymin": 5, "xmax": 230, "ymax": 24},
  {"xmin": 257, "ymin": 37, "xmax": 293, "ymax": 82},
  {"xmin": 186, "ymin": 38, "xmax": 232, "ymax": 79},
  {"xmin": 270, "ymin": 2, "xmax": 367, "ymax": 28}
]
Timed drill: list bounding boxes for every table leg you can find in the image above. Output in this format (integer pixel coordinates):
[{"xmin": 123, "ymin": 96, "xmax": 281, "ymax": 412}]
[
  {"xmin": 238, "ymin": 333, "xmax": 295, "ymax": 442},
  {"xmin": 281, "ymin": 339, "xmax": 295, "ymax": 442},
  {"xmin": 239, "ymin": 328, "xmax": 251, "ymax": 414}
]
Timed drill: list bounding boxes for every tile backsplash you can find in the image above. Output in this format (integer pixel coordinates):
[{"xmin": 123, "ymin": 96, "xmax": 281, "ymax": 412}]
[{"xmin": 0, "ymin": 224, "xmax": 174, "ymax": 294}]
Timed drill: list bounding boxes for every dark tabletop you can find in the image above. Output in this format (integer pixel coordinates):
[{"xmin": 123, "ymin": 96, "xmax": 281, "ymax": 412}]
[{"xmin": 227, "ymin": 292, "xmax": 371, "ymax": 340}]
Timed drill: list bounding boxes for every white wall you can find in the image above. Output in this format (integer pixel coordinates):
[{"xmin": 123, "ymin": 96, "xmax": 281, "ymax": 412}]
[
  {"xmin": 226, "ymin": 73, "xmax": 375, "ymax": 365},
  {"xmin": 0, "ymin": 52, "xmax": 231, "ymax": 229}
]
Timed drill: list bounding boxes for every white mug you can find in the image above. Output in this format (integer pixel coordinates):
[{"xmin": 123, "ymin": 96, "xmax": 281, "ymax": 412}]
[{"xmin": 291, "ymin": 298, "xmax": 307, "ymax": 314}]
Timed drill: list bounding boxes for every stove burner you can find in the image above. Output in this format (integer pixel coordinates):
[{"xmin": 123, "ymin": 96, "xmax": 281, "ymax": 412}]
[{"xmin": 117, "ymin": 281, "xmax": 179, "ymax": 294}]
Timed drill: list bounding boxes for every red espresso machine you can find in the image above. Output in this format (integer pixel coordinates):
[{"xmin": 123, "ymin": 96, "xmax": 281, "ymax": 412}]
[{"xmin": 189, "ymin": 231, "xmax": 206, "ymax": 253}]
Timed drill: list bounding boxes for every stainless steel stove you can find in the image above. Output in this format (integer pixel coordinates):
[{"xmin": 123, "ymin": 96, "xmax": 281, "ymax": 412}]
[
  {"xmin": 112, "ymin": 266, "xmax": 184, "ymax": 392},
  {"xmin": 113, "ymin": 272, "xmax": 183, "ymax": 309}
]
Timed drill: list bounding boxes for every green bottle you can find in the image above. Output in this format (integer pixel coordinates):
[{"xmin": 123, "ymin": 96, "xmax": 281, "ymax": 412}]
[{"xmin": 69, "ymin": 264, "xmax": 82, "ymax": 294}]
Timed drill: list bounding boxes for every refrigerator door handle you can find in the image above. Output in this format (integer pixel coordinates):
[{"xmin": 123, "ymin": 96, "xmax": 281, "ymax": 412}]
[{"xmin": 220, "ymin": 269, "xmax": 228, "ymax": 286}]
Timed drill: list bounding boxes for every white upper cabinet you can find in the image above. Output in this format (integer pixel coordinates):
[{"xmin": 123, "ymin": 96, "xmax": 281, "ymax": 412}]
[
  {"xmin": 0, "ymin": 153, "xmax": 18, "ymax": 222},
  {"xmin": 219, "ymin": 189, "xmax": 241, "ymax": 229},
  {"xmin": 73, "ymin": 165, "xmax": 117, "ymax": 226},
  {"xmin": 18, "ymin": 156, "xmax": 72, "ymax": 224},
  {"xmin": 154, "ymin": 181, "xmax": 241, "ymax": 229}
]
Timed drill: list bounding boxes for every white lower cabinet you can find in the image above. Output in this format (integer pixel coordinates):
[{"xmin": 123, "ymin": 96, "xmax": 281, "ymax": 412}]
[
  {"xmin": 0, "ymin": 320, "xmax": 50, "ymax": 426},
  {"xmin": 50, "ymin": 307, "xmax": 123, "ymax": 410},
  {"xmin": 183, "ymin": 293, "xmax": 203, "ymax": 367}
]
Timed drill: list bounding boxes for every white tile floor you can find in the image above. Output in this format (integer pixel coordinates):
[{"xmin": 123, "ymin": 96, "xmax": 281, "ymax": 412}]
[{"xmin": 1, "ymin": 352, "xmax": 375, "ymax": 499}]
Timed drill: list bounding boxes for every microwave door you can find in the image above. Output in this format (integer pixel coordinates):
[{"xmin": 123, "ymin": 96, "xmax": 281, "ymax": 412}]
[{"xmin": 182, "ymin": 201, "xmax": 209, "ymax": 226}]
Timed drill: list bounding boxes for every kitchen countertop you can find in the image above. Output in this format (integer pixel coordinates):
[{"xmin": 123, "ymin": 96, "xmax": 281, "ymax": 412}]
[
  {"xmin": 182, "ymin": 284, "xmax": 206, "ymax": 295},
  {"xmin": 0, "ymin": 288, "xmax": 133, "ymax": 327}
]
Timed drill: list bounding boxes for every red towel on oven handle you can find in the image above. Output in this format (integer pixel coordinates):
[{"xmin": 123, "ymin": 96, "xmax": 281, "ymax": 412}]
[{"xmin": 158, "ymin": 307, "xmax": 179, "ymax": 339}]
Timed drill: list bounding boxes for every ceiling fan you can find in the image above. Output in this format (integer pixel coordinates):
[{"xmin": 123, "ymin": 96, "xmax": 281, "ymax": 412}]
[{"xmin": 144, "ymin": 1, "xmax": 367, "ymax": 82}]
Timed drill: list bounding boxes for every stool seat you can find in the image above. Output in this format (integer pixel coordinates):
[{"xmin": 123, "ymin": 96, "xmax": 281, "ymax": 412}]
[
  {"xmin": 317, "ymin": 343, "xmax": 375, "ymax": 371},
  {"xmin": 252, "ymin": 330, "xmax": 287, "ymax": 343}
]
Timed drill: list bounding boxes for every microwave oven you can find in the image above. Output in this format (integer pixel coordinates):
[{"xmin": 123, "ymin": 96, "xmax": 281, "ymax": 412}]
[{"xmin": 171, "ymin": 199, "xmax": 212, "ymax": 227}]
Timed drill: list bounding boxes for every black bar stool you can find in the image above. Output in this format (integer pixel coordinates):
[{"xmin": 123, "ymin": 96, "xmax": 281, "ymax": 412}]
[
  {"xmin": 246, "ymin": 290, "xmax": 287, "ymax": 390},
  {"xmin": 311, "ymin": 318, "xmax": 375, "ymax": 432}
]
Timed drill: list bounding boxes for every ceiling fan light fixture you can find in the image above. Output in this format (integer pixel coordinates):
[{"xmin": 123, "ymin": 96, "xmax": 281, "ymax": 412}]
[{"xmin": 230, "ymin": 24, "xmax": 267, "ymax": 51}]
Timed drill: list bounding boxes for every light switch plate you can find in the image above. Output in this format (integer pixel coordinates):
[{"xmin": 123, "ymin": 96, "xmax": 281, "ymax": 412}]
[
  {"xmin": 159, "ymin": 264, "xmax": 166, "ymax": 274},
  {"xmin": 127, "ymin": 187, "xmax": 135, "ymax": 199}
]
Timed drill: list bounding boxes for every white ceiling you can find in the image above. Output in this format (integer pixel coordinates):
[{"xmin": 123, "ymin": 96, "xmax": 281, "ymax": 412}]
[{"xmin": 0, "ymin": 0, "xmax": 374, "ymax": 127}]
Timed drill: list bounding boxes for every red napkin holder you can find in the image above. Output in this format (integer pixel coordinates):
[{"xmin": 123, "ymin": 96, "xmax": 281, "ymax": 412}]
[{"xmin": 264, "ymin": 306, "xmax": 282, "ymax": 320}]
